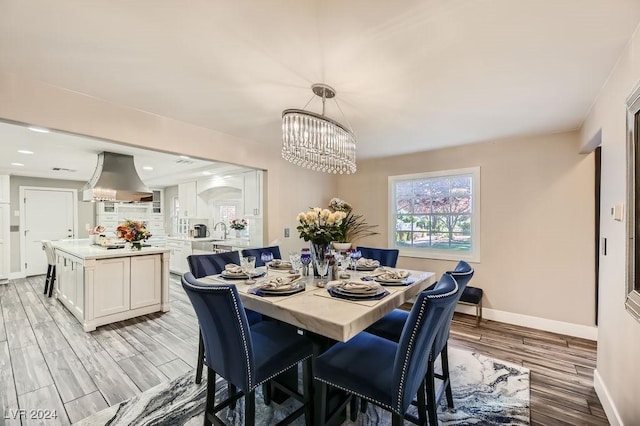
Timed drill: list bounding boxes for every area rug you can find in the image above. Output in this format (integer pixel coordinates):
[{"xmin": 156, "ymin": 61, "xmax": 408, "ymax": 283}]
[{"xmin": 76, "ymin": 347, "xmax": 529, "ymax": 425}]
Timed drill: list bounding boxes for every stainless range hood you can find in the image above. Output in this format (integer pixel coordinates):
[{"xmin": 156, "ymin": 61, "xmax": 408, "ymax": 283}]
[{"xmin": 82, "ymin": 152, "xmax": 153, "ymax": 202}]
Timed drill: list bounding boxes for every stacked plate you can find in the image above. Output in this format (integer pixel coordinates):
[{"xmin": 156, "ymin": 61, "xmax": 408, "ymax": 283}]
[
  {"xmin": 268, "ymin": 260, "xmax": 293, "ymax": 270},
  {"xmin": 220, "ymin": 269, "xmax": 266, "ymax": 280},
  {"xmin": 253, "ymin": 275, "xmax": 303, "ymax": 296},
  {"xmin": 327, "ymin": 281, "xmax": 387, "ymax": 299},
  {"xmin": 373, "ymin": 270, "xmax": 414, "ymax": 285}
]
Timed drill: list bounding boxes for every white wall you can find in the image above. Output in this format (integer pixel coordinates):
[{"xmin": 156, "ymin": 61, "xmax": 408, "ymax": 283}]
[
  {"xmin": 581, "ymin": 24, "xmax": 640, "ymax": 425},
  {"xmin": 338, "ymin": 131, "xmax": 596, "ymax": 330},
  {"xmin": 0, "ymin": 72, "xmax": 337, "ymax": 256}
]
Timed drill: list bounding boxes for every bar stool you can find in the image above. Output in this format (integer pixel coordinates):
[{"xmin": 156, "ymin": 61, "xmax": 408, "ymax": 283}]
[{"xmin": 42, "ymin": 240, "xmax": 56, "ymax": 298}]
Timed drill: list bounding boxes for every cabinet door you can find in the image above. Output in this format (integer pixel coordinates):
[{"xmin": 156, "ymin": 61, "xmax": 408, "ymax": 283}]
[
  {"xmin": 94, "ymin": 257, "xmax": 131, "ymax": 318},
  {"xmin": 130, "ymin": 254, "xmax": 161, "ymax": 309},
  {"xmin": 178, "ymin": 182, "xmax": 197, "ymax": 218},
  {"xmin": 151, "ymin": 189, "xmax": 163, "ymax": 214},
  {"xmin": 0, "ymin": 175, "xmax": 9, "ymax": 204},
  {"xmin": 243, "ymin": 170, "xmax": 263, "ymax": 217}
]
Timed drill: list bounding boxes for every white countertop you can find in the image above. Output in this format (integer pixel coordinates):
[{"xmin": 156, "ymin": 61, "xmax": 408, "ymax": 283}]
[
  {"xmin": 53, "ymin": 239, "xmax": 170, "ymax": 260},
  {"xmin": 167, "ymin": 236, "xmax": 258, "ymax": 248}
]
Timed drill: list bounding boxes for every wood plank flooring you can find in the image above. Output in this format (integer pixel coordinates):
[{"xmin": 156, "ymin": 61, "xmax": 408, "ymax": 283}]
[{"xmin": 0, "ymin": 275, "xmax": 608, "ymax": 425}]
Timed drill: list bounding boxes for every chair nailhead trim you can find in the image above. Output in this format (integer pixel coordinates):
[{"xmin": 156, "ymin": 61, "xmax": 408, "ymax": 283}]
[
  {"xmin": 314, "ymin": 377, "xmax": 396, "ymax": 413},
  {"xmin": 397, "ymin": 277, "xmax": 458, "ymax": 411},
  {"xmin": 253, "ymin": 354, "xmax": 312, "ymax": 390}
]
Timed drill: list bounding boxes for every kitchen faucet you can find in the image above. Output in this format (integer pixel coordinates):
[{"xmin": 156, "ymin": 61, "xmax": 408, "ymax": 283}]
[{"xmin": 213, "ymin": 222, "xmax": 228, "ymax": 239}]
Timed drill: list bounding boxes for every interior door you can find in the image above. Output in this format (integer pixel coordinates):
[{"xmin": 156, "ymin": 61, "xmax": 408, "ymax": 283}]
[{"xmin": 23, "ymin": 188, "xmax": 75, "ymax": 276}]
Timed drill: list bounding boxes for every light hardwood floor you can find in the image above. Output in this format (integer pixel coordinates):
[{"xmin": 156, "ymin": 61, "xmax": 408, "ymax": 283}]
[{"xmin": 0, "ymin": 275, "xmax": 608, "ymax": 425}]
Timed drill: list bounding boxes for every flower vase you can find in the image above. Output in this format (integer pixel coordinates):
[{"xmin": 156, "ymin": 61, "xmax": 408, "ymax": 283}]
[
  {"xmin": 310, "ymin": 241, "xmax": 331, "ymax": 278},
  {"xmin": 235, "ymin": 229, "xmax": 242, "ymax": 238},
  {"xmin": 131, "ymin": 241, "xmax": 142, "ymax": 251}
]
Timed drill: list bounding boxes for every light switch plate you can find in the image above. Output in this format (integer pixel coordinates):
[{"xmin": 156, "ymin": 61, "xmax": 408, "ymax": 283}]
[
  {"xmin": 284, "ymin": 228, "xmax": 290, "ymax": 238},
  {"xmin": 613, "ymin": 203, "xmax": 624, "ymax": 222}
]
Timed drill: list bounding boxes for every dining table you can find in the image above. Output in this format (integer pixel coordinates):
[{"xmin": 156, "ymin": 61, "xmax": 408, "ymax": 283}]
[{"xmin": 199, "ymin": 264, "xmax": 436, "ymax": 423}]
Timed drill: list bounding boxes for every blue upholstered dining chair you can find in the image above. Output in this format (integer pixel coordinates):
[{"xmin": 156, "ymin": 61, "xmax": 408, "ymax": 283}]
[
  {"xmin": 182, "ymin": 273, "xmax": 314, "ymax": 426},
  {"xmin": 365, "ymin": 260, "xmax": 474, "ymax": 425},
  {"xmin": 356, "ymin": 246, "xmax": 399, "ymax": 268},
  {"xmin": 187, "ymin": 252, "xmax": 263, "ymax": 385},
  {"xmin": 313, "ymin": 274, "xmax": 459, "ymax": 426},
  {"xmin": 241, "ymin": 246, "xmax": 282, "ymax": 267}
]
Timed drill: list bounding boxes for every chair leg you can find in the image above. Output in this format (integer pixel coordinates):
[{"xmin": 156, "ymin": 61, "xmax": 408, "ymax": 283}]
[
  {"xmin": 48, "ymin": 266, "xmax": 56, "ymax": 297},
  {"xmin": 476, "ymin": 298, "xmax": 483, "ymax": 326},
  {"xmin": 426, "ymin": 358, "xmax": 438, "ymax": 426},
  {"xmin": 204, "ymin": 368, "xmax": 216, "ymax": 426},
  {"xmin": 44, "ymin": 265, "xmax": 52, "ymax": 295},
  {"xmin": 441, "ymin": 343, "xmax": 454, "ymax": 408},
  {"xmin": 360, "ymin": 399, "xmax": 368, "ymax": 413},
  {"xmin": 349, "ymin": 397, "xmax": 358, "ymax": 421},
  {"xmin": 303, "ymin": 358, "xmax": 313, "ymax": 426},
  {"xmin": 391, "ymin": 412, "xmax": 404, "ymax": 426},
  {"xmin": 417, "ymin": 377, "xmax": 427, "ymax": 425},
  {"xmin": 262, "ymin": 382, "xmax": 272, "ymax": 406},
  {"xmin": 195, "ymin": 331, "xmax": 204, "ymax": 384},
  {"xmin": 229, "ymin": 383, "xmax": 237, "ymax": 410},
  {"xmin": 315, "ymin": 380, "xmax": 328, "ymax": 426},
  {"xmin": 244, "ymin": 390, "xmax": 255, "ymax": 426}
]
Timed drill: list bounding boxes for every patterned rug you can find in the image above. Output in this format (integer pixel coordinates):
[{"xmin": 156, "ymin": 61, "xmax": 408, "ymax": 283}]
[{"xmin": 76, "ymin": 347, "xmax": 529, "ymax": 425}]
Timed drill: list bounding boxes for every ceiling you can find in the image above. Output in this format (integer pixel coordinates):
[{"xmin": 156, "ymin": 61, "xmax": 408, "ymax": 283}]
[
  {"xmin": 0, "ymin": 121, "xmax": 255, "ymax": 187},
  {"xmin": 1, "ymin": 1, "xmax": 640, "ymax": 159}
]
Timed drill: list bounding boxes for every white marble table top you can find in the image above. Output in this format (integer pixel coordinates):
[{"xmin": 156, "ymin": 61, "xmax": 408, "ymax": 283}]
[{"xmin": 200, "ymin": 267, "xmax": 436, "ymax": 342}]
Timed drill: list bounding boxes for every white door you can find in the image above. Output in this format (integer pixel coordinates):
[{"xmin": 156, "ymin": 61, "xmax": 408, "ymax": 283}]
[
  {"xmin": 0, "ymin": 204, "xmax": 9, "ymax": 279},
  {"xmin": 23, "ymin": 188, "xmax": 76, "ymax": 276}
]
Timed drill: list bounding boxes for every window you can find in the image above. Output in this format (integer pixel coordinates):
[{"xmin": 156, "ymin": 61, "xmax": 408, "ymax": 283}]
[
  {"xmin": 625, "ymin": 83, "xmax": 640, "ymax": 322},
  {"xmin": 219, "ymin": 205, "xmax": 237, "ymax": 223},
  {"xmin": 388, "ymin": 167, "xmax": 480, "ymax": 262}
]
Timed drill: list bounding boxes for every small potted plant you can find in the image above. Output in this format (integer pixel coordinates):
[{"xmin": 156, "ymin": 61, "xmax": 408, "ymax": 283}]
[
  {"xmin": 328, "ymin": 198, "xmax": 379, "ymax": 250},
  {"xmin": 229, "ymin": 218, "xmax": 248, "ymax": 238}
]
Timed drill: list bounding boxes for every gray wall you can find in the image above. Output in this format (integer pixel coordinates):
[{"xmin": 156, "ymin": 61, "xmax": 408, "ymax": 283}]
[{"xmin": 9, "ymin": 175, "xmax": 95, "ymax": 273}]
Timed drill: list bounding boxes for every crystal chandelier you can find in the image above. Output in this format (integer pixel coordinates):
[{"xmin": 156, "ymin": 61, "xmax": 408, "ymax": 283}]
[{"xmin": 282, "ymin": 84, "xmax": 356, "ymax": 174}]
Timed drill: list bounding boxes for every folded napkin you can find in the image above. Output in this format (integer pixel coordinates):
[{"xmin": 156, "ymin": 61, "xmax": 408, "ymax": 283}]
[
  {"xmin": 257, "ymin": 274, "xmax": 301, "ymax": 290},
  {"xmin": 327, "ymin": 280, "xmax": 383, "ymax": 294},
  {"xmin": 357, "ymin": 258, "xmax": 380, "ymax": 268},
  {"xmin": 367, "ymin": 267, "xmax": 411, "ymax": 281},
  {"xmin": 224, "ymin": 264, "xmax": 243, "ymax": 274},
  {"xmin": 270, "ymin": 259, "xmax": 293, "ymax": 269}
]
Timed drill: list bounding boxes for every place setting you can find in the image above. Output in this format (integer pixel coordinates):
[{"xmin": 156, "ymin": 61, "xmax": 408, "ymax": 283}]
[
  {"xmin": 247, "ymin": 274, "xmax": 305, "ymax": 297},
  {"xmin": 361, "ymin": 267, "xmax": 416, "ymax": 286},
  {"xmin": 215, "ymin": 260, "xmax": 266, "ymax": 284},
  {"xmin": 324, "ymin": 279, "xmax": 390, "ymax": 301}
]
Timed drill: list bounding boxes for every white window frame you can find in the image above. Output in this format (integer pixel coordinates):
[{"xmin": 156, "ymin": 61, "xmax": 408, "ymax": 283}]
[{"xmin": 388, "ymin": 166, "xmax": 481, "ymax": 262}]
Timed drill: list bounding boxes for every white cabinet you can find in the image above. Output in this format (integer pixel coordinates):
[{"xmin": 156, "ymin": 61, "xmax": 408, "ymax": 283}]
[
  {"xmin": 130, "ymin": 255, "xmax": 162, "ymax": 309},
  {"xmin": 93, "ymin": 257, "xmax": 131, "ymax": 318},
  {"xmin": 0, "ymin": 175, "xmax": 9, "ymax": 204},
  {"xmin": 243, "ymin": 170, "xmax": 263, "ymax": 217},
  {"xmin": 151, "ymin": 189, "xmax": 163, "ymax": 214},
  {"xmin": 178, "ymin": 182, "xmax": 197, "ymax": 218},
  {"xmin": 0, "ymin": 205, "xmax": 8, "ymax": 280},
  {"xmin": 167, "ymin": 238, "xmax": 193, "ymax": 274},
  {"xmin": 54, "ymin": 247, "xmax": 167, "ymax": 331}
]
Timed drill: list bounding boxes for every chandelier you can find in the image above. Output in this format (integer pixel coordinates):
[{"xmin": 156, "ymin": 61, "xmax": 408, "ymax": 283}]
[{"xmin": 282, "ymin": 83, "xmax": 356, "ymax": 174}]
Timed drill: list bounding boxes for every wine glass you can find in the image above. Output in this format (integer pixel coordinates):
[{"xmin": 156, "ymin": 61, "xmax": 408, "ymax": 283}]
[
  {"xmin": 350, "ymin": 250, "xmax": 362, "ymax": 270},
  {"xmin": 241, "ymin": 256, "xmax": 256, "ymax": 284},
  {"xmin": 289, "ymin": 252, "xmax": 302, "ymax": 273},
  {"xmin": 300, "ymin": 251, "xmax": 312, "ymax": 276},
  {"xmin": 261, "ymin": 252, "xmax": 274, "ymax": 275},
  {"xmin": 316, "ymin": 257, "xmax": 330, "ymax": 287}
]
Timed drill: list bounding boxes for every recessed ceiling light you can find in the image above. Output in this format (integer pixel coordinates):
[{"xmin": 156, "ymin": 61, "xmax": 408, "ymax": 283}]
[
  {"xmin": 179, "ymin": 155, "xmax": 190, "ymax": 160},
  {"xmin": 17, "ymin": 150, "xmax": 34, "ymax": 155},
  {"xmin": 202, "ymin": 171, "xmax": 211, "ymax": 175},
  {"xmin": 143, "ymin": 166, "xmax": 154, "ymax": 171},
  {"xmin": 27, "ymin": 126, "xmax": 50, "ymax": 133},
  {"xmin": 11, "ymin": 162, "xmax": 24, "ymax": 167}
]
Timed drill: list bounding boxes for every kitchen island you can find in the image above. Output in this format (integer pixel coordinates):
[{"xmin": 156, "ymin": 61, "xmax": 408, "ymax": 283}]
[{"xmin": 52, "ymin": 240, "xmax": 171, "ymax": 332}]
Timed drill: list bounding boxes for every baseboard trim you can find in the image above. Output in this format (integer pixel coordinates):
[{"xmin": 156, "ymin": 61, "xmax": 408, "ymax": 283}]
[
  {"xmin": 8, "ymin": 272, "xmax": 26, "ymax": 280},
  {"xmin": 593, "ymin": 369, "xmax": 621, "ymax": 426},
  {"xmin": 455, "ymin": 305, "xmax": 598, "ymax": 340}
]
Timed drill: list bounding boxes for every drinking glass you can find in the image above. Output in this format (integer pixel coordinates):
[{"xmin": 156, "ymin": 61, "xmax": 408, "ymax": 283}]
[
  {"xmin": 350, "ymin": 250, "xmax": 362, "ymax": 270},
  {"xmin": 316, "ymin": 258, "xmax": 330, "ymax": 286},
  {"xmin": 241, "ymin": 255, "xmax": 256, "ymax": 283},
  {"xmin": 300, "ymin": 251, "xmax": 312, "ymax": 276},
  {"xmin": 289, "ymin": 252, "xmax": 302, "ymax": 273},
  {"xmin": 261, "ymin": 252, "xmax": 274, "ymax": 274}
]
